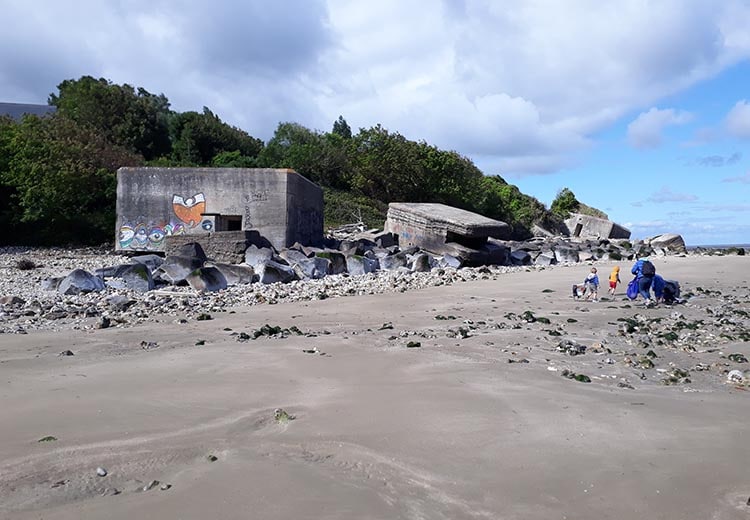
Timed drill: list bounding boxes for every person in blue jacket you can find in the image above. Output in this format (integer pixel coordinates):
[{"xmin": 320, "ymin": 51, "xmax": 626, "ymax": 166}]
[
  {"xmin": 651, "ymin": 274, "xmax": 666, "ymax": 303},
  {"xmin": 631, "ymin": 256, "xmax": 656, "ymax": 304},
  {"xmin": 583, "ymin": 267, "xmax": 600, "ymax": 302}
]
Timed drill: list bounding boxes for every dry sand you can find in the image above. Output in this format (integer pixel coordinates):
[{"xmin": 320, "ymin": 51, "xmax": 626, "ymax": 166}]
[{"xmin": 1, "ymin": 255, "xmax": 749, "ymax": 519}]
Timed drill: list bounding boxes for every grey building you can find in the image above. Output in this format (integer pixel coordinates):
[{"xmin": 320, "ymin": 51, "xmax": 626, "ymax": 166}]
[
  {"xmin": 116, "ymin": 167, "xmax": 323, "ymax": 253},
  {"xmin": 564, "ymin": 213, "xmax": 630, "ymax": 240}
]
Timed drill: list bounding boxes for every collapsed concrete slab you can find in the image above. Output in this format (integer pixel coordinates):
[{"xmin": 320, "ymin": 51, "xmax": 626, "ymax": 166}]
[
  {"xmin": 384, "ymin": 203, "xmax": 511, "ymax": 265},
  {"xmin": 564, "ymin": 213, "xmax": 630, "ymax": 240},
  {"xmin": 116, "ymin": 167, "xmax": 323, "ymax": 253}
]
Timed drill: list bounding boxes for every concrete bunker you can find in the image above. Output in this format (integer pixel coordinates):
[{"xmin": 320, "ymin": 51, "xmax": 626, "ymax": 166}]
[
  {"xmin": 384, "ymin": 202, "xmax": 511, "ymax": 265},
  {"xmin": 564, "ymin": 213, "xmax": 631, "ymax": 240},
  {"xmin": 116, "ymin": 167, "xmax": 323, "ymax": 253}
]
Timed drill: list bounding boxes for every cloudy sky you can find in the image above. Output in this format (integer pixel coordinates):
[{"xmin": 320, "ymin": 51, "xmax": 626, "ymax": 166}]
[{"xmin": 3, "ymin": 0, "xmax": 750, "ymax": 245}]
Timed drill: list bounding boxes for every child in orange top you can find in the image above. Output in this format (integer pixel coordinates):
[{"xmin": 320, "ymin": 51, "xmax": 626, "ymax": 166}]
[{"xmin": 608, "ymin": 266, "xmax": 621, "ymax": 296}]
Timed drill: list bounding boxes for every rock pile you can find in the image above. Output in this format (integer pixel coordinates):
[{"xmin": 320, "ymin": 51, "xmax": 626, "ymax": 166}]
[{"xmin": 0, "ymin": 231, "xmax": 743, "ymax": 334}]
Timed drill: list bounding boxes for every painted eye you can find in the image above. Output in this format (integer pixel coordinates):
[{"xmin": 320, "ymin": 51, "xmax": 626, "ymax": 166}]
[
  {"xmin": 148, "ymin": 228, "xmax": 166, "ymax": 243},
  {"xmin": 201, "ymin": 220, "xmax": 213, "ymax": 231},
  {"xmin": 134, "ymin": 225, "xmax": 148, "ymax": 243}
]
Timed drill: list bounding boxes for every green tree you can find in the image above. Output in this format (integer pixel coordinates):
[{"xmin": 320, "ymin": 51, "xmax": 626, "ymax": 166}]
[
  {"xmin": 349, "ymin": 125, "xmax": 426, "ymax": 202},
  {"xmin": 474, "ymin": 175, "xmax": 553, "ymax": 239},
  {"xmin": 416, "ymin": 143, "xmax": 484, "ymax": 209},
  {"xmin": 259, "ymin": 122, "xmax": 351, "ymax": 189},
  {"xmin": 332, "ymin": 115, "xmax": 352, "ymax": 139},
  {"xmin": 211, "ymin": 150, "xmax": 258, "ymax": 168},
  {"xmin": 49, "ymin": 76, "xmax": 172, "ymax": 160},
  {"xmin": 170, "ymin": 108, "xmax": 263, "ymax": 165},
  {"xmin": 0, "ymin": 114, "xmax": 142, "ymax": 244},
  {"xmin": 550, "ymin": 187, "xmax": 580, "ymax": 217}
]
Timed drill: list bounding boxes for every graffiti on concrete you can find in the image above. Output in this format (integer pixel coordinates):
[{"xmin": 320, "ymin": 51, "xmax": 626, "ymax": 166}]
[
  {"xmin": 172, "ymin": 193, "xmax": 206, "ymax": 228},
  {"xmin": 119, "ymin": 191, "xmax": 212, "ymax": 250},
  {"xmin": 119, "ymin": 219, "xmax": 187, "ymax": 250}
]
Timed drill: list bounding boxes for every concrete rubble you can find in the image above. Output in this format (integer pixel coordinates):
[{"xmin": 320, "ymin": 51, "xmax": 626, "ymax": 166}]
[{"xmin": 0, "ymin": 229, "xmax": 742, "ymax": 335}]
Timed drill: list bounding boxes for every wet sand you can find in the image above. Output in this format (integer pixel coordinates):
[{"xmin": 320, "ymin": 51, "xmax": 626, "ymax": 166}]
[{"xmin": 1, "ymin": 255, "xmax": 749, "ymax": 519}]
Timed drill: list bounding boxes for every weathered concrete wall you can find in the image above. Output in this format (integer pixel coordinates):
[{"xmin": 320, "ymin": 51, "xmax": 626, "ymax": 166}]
[
  {"xmin": 286, "ymin": 172, "xmax": 325, "ymax": 247},
  {"xmin": 165, "ymin": 231, "xmax": 266, "ymax": 264},
  {"xmin": 564, "ymin": 213, "xmax": 631, "ymax": 240},
  {"xmin": 116, "ymin": 167, "xmax": 323, "ymax": 252},
  {"xmin": 384, "ymin": 203, "xmax": 511, "ymax": 254}
]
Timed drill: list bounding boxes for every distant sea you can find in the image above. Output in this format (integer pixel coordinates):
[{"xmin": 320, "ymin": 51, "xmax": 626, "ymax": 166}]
[{"xmin": 686, "ymin": 244, "xmax": 750, "ymax": 251}]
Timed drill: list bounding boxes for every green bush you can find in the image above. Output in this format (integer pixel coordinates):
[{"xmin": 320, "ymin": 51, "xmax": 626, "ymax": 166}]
[{"xmin": 323, "ymin": 188, "xmax": 388, "ymax": 230}]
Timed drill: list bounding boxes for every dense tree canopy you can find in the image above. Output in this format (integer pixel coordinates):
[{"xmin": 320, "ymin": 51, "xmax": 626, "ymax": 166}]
[
  {"xmin": 169, "ymin": 108, "xmax": 263, "ymax": 166},
  {"xmin": 0, "ymin": 75, "xmax": 571, "ymax": 245},
  {"xmin": 49, "ymin": 76, "xmax": 171, "ymax": 160},
  {"xmin": 0, "ymin": 113, "xmax": 142, "ymax": 244}
]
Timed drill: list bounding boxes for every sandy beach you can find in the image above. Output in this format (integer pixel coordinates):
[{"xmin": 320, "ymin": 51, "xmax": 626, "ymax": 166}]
[{"xmin": 1, "ymin": 254, "xmax": 749, "ymax": 519}]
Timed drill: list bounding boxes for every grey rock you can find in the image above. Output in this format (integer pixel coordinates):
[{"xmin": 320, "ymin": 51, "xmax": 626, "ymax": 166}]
[
  {"xmin": 96, "ymin": 467, "xmax": 107, "ymax": 477},
  {"xmin": 41, "ymin": 277, "xmax": 64, "ymax": 292},
  {"xmin": 158, "ymin": 256, "xmax": 204, "ymax": 285},
  {"xmin": 379, "ymin": 252, "xmax": 408, "ymax": 271},
  {"xmin": 97, "ymin": 316, "xmax": 111, "ymax": 329},
  {"xmin": 476, "ymin": 240, "xmax": 511, "ymax": 266},
  {"xmin": 315, "ymin": 251, "xmax": 347, "ymax": 275},
  {"xmin": 244, "ymin": 244, "xmax": 275, "ymax": 270},
  {"xmin": 279, "ymin": 249, "xmax": 312, "ymax": 265},
  {"xmin": 94, "ymin": 264, "xmax": 134, "ymax": 278},
  {"xmin": 186, "ymin": 267, "xmax": 228, "ymax": 292},
  {"xmin": 0, "ymin": 295, "xmax": 25, "ymax": 306},
  {"xmin": 554, "ymin": 247, "xmax": 580, "ymax": 264},
  {"xmin": 119, "ymin": 263, "xmax": 155, "ymax": 293},
  {"xmin": 346, "ymin": 255, "xmax": 379, "ymax": 276},
  {"xmin": 106, "ymin": 295, "xmax": 136, "ymax": 311},
  {"xmin": 58, "ymin": 269, "xmax": 105, "ymax": 295},
  {"xmin": 727, "ymin": 370, "xmax": 745, "ymax": 384},
  {"xmin": 105, "ymin": 279, "xmax": 128, "ymax": 290},
  {"xmin": 533, "ymin": 251, "xmax": 556, "ymax": 266},
  {"xmin": 291, "ymin": 256, "xmax": 331, "ymax": 280},
  {"xmin": 211, "ymin": 263, "xmax": 256, "ymax": 285},
  {"xmin": 131, "ymin": 254, "xmax": 164, "ymax": 270},
  {"xmin": 257, "ymin": 260, "xmax": 297, "ymax": 284},
  {"xmin": 143, "ymin": 480, "xmax": 160, "ymax": 491},
  {"xmin": 410, "ymin": 253, "xmax": 432, "ymax": 272},
  {"xmin": 440, "ymin": 254, "xmax": 462, "ymax": 268},
  {"xmin": 174, "ymin": 242, "xmax": 208, "ymax": 262},
  {"xmin": 510, "ymin": 250, "xmax": 531, "ymax": 266}
]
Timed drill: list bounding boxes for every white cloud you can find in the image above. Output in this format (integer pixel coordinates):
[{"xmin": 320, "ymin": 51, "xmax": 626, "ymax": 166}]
[
  {"xmin": 725, "ymin": 100, "xmax": 750, "ymax": 139},
  {"xmin": 2, "ymin": 0, "xmax": 750, "ymax": 175},
  {"xmin": 722, "ymin": 171, "xmax": 750, "ymax": 184},
  {"xmin": 647, "ymin": 186, "xmax": 698, "ymax": 203},
  {"xmin": 627, "ymin": 107, "xmax": 693, "ymax": 148},
  {"xmin": 695, "ymin": 151, "xmax": 742, "ymax": 167}
]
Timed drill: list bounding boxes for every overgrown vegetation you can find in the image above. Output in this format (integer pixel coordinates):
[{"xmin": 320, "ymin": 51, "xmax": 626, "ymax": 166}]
[
  {"xmin": 550, "ymin": 187, "xmax": 607, "ymax": 219},
  {"xmin": 1, "ymin": 75, "xmax": 588, "ymax": 245}
]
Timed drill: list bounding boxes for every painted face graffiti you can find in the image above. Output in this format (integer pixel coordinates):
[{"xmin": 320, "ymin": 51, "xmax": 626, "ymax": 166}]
[
  {"xmin": 118, "ymin": 219, "xmax": 187, "ymax": 250},
  {"xmin": 119, "ymin": 225, "xmax": 135, "ymax": 249},
  {"xmin": 172, "ymin": 193, "xmax": 206, "ymax": 228},
  {"xmin": 148, "ymin": 226, "xmax": 166, "ymax": 244},
  {"xmin": 133, "ymin": 224, "xmax": 149, "ymax": 246}
]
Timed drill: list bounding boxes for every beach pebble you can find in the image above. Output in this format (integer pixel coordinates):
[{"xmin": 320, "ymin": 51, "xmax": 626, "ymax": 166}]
[
  {"xmin": 96, "ymin": 467, "xmax": 107, "ymax": 477},
  {"xmin": 143, "ymin": 480, "xmax": 160, "ymax": 491},
  {"xmin": 727, "ymin": 370, "xmax": 745, "ymax": 384}
]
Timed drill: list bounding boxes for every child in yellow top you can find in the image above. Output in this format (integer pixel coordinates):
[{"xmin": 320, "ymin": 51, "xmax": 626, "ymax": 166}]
[{"xmin": 608, "ymin": 266, "xmax": 621, "ymax": 296}]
